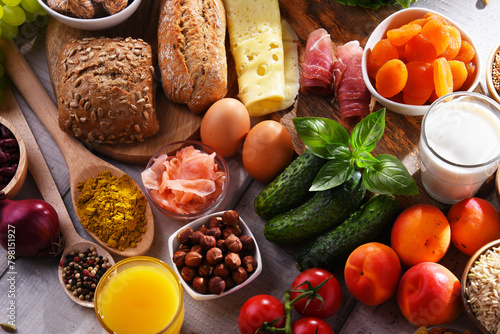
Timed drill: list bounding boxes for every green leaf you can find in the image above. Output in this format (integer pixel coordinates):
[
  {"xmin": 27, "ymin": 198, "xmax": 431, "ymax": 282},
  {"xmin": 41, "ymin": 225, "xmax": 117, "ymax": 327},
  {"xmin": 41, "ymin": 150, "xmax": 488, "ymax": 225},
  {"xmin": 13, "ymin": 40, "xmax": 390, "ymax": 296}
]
[
  {"xmin": 293, "ymin": 117, "xmax": 350, "ymax": 158},
  {"xmin": 350, "ymin": 108, "xmax": 386, "ymax": 153},
  {"xmin": 311, "ymin": 157, "xmax": 355, "ymax": 191},
  {"xmin": 362, "ymin": 154, "xmax": 418, "ymax": 195},
  {"xmin": 353, "ymin": 149, "xmax": 379, "ymax": 168}
]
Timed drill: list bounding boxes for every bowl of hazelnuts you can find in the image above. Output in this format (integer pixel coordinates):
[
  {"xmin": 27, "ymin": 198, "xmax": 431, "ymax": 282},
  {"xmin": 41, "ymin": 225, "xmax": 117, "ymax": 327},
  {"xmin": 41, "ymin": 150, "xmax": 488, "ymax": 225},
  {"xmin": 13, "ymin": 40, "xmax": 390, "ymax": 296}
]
[{"xmin": 168, "ymin": 210, "xmax": 262, "ymax": 300}]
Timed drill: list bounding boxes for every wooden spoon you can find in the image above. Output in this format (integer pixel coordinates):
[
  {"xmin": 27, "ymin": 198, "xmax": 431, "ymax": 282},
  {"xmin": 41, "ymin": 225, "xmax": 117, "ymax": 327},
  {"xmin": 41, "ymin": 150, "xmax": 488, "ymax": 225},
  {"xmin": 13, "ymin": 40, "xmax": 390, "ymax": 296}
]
[
  {"xmin": 2, "ymin": 87, "xmax": 116, "ymax": 308},
  {"xmin": 0, "ymin": 39, "xmax": 154, "ymax": 257}
]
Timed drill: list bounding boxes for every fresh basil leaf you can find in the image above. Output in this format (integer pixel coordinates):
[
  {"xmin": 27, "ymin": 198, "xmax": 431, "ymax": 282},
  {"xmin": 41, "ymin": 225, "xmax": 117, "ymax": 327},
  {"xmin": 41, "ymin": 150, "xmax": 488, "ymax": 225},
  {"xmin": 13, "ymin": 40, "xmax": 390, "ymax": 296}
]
[
  {"xmin": 350, "ymin": 108, "xmax": 386, "ymax": 153},
  {"xmin": 353, "ymin": 149, "xmax": 379, "ymax": 168},
  {"xmin": 293, "ymin": 117, "xmax": 350, "ymax": 155},
  {"xmin": 310, "ymin": 157, "xmax": 355, "ymax": 191},
  {"xmin": 325, "ymin": 143, "xmax": 351, "ymax": 159},
  {"xmin": 362, "ymin": 154, "xmax": 418, "ymax": 195}
]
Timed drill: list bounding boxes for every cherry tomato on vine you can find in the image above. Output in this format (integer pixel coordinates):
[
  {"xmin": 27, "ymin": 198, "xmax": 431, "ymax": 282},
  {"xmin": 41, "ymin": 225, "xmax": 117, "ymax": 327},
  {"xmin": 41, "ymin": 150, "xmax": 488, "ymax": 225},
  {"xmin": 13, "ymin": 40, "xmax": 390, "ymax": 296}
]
[
  {"xmin": 292, "ymin": 317, "xmax": 335, "ymax": 334},
  {"xmin": 291, "ymin": 268, "xmax": 342, "ymax": 318},
  {"xmin": 238, "ymin": 294, "xmax": 286, "ymax": 334}
]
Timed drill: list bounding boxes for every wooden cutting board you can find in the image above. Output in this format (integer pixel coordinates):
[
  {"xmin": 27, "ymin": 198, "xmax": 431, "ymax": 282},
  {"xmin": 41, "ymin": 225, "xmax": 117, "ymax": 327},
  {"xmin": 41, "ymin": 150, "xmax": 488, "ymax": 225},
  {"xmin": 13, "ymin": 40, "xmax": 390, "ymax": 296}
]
[{"xmin": 45, "ymin": 0, "xmax": 495, "ymax": 209}]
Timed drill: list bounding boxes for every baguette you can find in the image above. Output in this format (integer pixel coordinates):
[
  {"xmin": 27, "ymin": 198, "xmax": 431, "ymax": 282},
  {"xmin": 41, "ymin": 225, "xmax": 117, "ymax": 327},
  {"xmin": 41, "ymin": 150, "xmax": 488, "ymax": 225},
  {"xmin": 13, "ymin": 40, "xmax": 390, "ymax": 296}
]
[
  {"xmin": 158, "ymin": 0, "xmax": 227, "ymax": 114},
  {"xmin": 57, "ymin": 37, "xmax": 159, "ymax": 145}
]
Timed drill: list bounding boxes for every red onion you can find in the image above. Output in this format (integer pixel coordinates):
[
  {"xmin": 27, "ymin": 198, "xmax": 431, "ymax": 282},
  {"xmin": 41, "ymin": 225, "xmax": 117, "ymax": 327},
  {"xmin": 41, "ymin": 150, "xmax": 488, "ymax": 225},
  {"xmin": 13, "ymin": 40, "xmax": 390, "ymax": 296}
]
[{"xmin": 0, "ymin": 193, "xmax": 61, "ymax": 257}]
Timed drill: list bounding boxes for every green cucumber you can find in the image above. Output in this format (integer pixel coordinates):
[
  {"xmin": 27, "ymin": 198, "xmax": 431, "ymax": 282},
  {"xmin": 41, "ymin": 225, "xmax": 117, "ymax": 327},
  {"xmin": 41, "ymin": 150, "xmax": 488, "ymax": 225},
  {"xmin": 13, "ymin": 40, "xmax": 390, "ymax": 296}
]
[
  {"xmin": 254, "ymin": 150, "xmax": 327, "ymax": 219},
  {"xmin": 296, "ymin": 194, "xmax": 400, "ymax": 272},
  {"xmin": 263, "ymin": 171, "xmax": 366, "ymax": 244}
]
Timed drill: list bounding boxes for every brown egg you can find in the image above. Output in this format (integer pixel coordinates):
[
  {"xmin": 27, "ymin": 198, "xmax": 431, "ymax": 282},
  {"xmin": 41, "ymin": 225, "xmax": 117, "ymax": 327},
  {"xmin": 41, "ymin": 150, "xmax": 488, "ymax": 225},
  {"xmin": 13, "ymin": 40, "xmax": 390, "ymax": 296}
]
[
  {"xmin": 242, "ymin": 120, "xmax": 294, "ymax": 183},
  {"xmin": 200, "ymin": 98, "xmax": 251, "ymax": 157}
]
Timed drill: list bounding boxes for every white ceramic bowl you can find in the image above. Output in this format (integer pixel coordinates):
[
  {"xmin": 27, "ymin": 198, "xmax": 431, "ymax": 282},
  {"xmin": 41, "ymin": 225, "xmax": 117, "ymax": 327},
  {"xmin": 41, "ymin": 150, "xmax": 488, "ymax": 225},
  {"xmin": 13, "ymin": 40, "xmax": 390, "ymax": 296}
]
[
  {"xmin": 486, "ymin": 41, "xmax": 500, "ymax": 104},
  {"xmin": 362, "ymin": 7, "xmax": 482, "ymax": 116},
  {"xmin": 37, "ymin": 0, "xmax": 142, "ymax": 31},
  {"xmin": 168, "ymin": 211, "xmax": 262, "ymax": 301}
]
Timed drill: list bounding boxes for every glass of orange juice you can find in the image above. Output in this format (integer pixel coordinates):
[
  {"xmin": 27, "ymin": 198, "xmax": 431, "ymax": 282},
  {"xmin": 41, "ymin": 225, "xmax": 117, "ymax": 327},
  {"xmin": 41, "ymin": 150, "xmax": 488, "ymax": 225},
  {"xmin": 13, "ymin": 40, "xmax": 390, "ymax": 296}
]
[{"xmin": 94, "ymin": 256, "xmax": 184, "ymax": 334}]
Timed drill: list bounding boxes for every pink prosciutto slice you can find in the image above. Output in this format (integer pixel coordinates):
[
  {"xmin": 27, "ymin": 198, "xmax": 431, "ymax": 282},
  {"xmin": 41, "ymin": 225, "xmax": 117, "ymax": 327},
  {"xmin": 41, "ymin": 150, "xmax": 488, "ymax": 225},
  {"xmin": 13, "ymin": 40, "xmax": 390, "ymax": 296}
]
[
  {"xmin": 333, "ymin": 40, "xmax": 371, "ymax": 123},
  {"xmin": 300, "ymin": 28, "xmax": 335, "ymax": 96},
  {"xmin": 141, "ymin": 146, "xmax": 226, "ymax": 214}
]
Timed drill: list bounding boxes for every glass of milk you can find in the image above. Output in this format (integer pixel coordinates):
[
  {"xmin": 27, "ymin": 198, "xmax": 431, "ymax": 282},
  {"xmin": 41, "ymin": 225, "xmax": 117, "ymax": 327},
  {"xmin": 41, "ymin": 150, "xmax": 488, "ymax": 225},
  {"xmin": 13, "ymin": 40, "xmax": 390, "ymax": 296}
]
[{"xmin": 419, "ymin": 92, "xmax": 500, "ymax": 204}]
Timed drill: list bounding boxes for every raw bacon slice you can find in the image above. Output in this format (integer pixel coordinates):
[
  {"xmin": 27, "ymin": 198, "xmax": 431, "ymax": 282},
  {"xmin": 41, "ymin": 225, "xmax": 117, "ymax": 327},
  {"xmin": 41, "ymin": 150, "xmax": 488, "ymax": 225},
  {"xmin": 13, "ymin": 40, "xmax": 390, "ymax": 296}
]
[
  {"xmin": 300, "ymin": 28, "xmax": 335, "ymax": 96},
  {"xmin": 333, "ymin": 40, "xmax": 371, "ymax": 123}
]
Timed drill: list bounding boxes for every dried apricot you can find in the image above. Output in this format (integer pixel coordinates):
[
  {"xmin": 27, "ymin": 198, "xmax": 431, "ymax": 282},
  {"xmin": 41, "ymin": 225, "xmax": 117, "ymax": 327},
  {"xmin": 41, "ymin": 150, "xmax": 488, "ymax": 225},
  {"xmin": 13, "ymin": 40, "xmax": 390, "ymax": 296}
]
[
  {"xmin": 454, "ymin": 40, "xmax": 475, "ymax": 63},
  {"xmin": 403, "ymin": 92, "xmax": 430, "ymax": 105},
  {"xmin": 423, "ymin": 12, "xmax": 449, "ymax": 25},
  {"xmin": 421, "ymin": 20, "xmax": 450, "ymax": 56},
  {"xmin": 440, "ymin": 25, "xmax": 461, "ymax": 60},
  {"xmin": 387, "ymin": 23, "xmax": 422, "ymax": 46},
  {"xmin": 376, "ymin": 59, "xmax": 408, "ymax": 98},
  {"xmin": 448, "ymin": 60, "xmax": 467, "ymax": 91},
  {"xmin": 462, "ymin": 61, "xmax": 477, "ymax": 89},
  {"xmin": 408, "ymin": 18, "xmax": 427, "ymax": 27},
  {"xmin": 433, "ymin": 57, "xmax": 453, "ymax": 97},
  {"xmin": 367, "ymin": 39, "xmax": 399, "ymax": 78},
  {"xmin": 403, "ymin": 61, "xmax": 434, "ymax": 97},
  {"xmin": 405, "ymin": 34, "xmax": 437, "ymax": 63}
]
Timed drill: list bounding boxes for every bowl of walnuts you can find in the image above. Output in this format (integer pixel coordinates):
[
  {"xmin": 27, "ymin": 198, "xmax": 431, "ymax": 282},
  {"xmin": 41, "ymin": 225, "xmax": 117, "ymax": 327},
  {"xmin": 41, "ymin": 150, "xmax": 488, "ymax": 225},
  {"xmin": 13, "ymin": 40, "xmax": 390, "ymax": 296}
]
[{"xmin": 168, "ymin": 210, "xmax": 262, "ymax": 301}]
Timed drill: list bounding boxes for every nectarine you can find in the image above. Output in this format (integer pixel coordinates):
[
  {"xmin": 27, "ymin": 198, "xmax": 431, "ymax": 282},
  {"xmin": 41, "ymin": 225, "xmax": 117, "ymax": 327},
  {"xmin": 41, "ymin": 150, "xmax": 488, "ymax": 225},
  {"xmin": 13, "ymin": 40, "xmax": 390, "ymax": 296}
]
[
  {"xmin": 397, "ymin": 262, "xmax": 461, "ymax": 327},
  {"xmin": 447, "ymin": 197, "xmax": 500, "ymax": 256},
  {"xmin": 391, "ymin": 204, "xmax": 450, "ymax": 267},
  {"xmin": 344, "ymin": 242, "xmax": 401, "ymax": 306}
]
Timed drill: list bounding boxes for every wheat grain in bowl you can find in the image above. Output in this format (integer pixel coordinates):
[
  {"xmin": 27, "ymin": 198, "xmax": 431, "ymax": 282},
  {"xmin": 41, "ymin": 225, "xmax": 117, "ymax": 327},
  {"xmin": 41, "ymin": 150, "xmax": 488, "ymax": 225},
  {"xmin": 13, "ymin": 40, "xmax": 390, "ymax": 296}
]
[{"xmin": 462, "ymin": 240, "xmax": 500, "ymax": 334}]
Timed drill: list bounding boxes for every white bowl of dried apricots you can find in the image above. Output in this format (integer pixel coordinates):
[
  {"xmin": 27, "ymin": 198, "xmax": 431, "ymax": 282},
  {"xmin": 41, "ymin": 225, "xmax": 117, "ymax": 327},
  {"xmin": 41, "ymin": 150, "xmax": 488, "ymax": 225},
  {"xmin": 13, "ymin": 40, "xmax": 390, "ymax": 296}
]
[{"xmin": 362, "ymin": 8, "xmax": 481, "ymax": 116}]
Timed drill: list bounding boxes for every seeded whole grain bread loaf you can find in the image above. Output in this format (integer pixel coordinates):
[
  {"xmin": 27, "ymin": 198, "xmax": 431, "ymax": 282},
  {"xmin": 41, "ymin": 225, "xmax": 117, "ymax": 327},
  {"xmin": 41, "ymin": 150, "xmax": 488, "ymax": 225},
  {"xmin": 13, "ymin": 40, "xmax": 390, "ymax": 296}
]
[
  {"xmin": 57, "ymin": 37, "xmax": 159, "ymax": 145},
  {"xmin": 158, "ymin": 0, "xmax": 228, "ymax": 114}
]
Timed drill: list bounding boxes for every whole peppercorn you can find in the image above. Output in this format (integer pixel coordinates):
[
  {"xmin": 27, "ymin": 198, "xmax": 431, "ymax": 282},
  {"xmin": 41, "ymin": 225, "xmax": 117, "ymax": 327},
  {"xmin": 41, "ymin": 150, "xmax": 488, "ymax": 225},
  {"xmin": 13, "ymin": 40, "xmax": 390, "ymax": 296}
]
[
  {"xmin": 208, "ymin": 276, "xmax": 226, "ymax": 295},
  {"xmin": 232, "ymin": 267, "xmax": 248, "ymax": 284},
  {"xmin": 206, "ymin": 247, "xmax": 223, "ymax": 265},
  {"xmin": 177, "ymin": 227, "xmax": 193, "ymax": 244},
  {"xmin": 222, "ymin": 210, "xmax": 239, "ymax": 227},
  {"xmin": 225, "ymin": 235, "xmax": 243, "ymax": 253},
  {"xmin": 172, "ymin": 251, "xmax": 186, "ymax": 267},
  {"xmin": 184, "ymin": 251, "xmax": 203, "ymax": 267}
]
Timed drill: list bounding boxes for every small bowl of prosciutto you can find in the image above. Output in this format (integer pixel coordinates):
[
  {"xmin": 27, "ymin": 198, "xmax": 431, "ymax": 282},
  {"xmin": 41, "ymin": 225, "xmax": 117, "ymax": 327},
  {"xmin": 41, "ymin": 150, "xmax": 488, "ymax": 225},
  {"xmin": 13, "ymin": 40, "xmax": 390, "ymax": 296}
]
[
  {"xmin": 141, "ymin": 140, "xmax": 229, "ymax": 221},
  {"xmin": 361, "ymin": 7, "xmax": 481, "ymax": 116}
]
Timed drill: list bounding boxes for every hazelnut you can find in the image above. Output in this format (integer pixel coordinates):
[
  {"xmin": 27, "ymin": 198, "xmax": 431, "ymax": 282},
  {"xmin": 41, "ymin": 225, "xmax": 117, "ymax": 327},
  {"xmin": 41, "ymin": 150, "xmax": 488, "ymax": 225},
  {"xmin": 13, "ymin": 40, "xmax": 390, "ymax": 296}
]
[
  {"xmin": 172, "ymin": 250, "xmax": 186, "ymax": 267},
  {"xmin": 232, "ymin": 267, "xmax": 248, "ymax": 285},
  {"xmin": 224, "ymin": 252, "xmax": 241, "ymax": 270},
  {"xmin": 216, "ymin": 239, "xmax": 227, "ymax": 253},
  {"xmin": 242, "ymin": 255, "xmax": 258, "ymax": 273},
  {"xmin": 177, "ymin": 227, "xmax": 193, "ymax": 244},
  {"xmin": 222, "ymin": 210, "xmax": 239, "ymax": 227},
  {"xmin": 192, "ymin": 276, "xmax": 208, "ymax": 294},
  {"xmin": 191, "ymin": 230, "xmax": 205, "ymax": 245},
  {"xmin": 200, "ymin": 235, "xmax": 216, "ymax": 251},
  {"xmin": 240, "ymin": 235, "xmax": 255, "ymax": 252},
  {"xmin": 206, "ymin": 227, "xmax": 222, "ymax": 239},
  {"xmin": 190, "ymin": 245, "xmax": 203, "ymax": 254},
  {"xmin": 178, "ymin": 244, "xmax": 191, "ymax": 252},
  {"xmin": 225, "ymin": 235, "xmax": 243, "ymax": 253},
  {"xmin": 214, "ymin": 263, "xmax": 230, "ymax": 277},
  {"xmin": 198, "ymin": 224, "xmax": 209, "ymax": 234},
  {"xmin": 180, "ymin": 266, "xmax": 197, "ymax": 282},
  {"xmin": 197, "ymin": 261, "xmax": 214, "ymax": 277},
  {"xmin": 222, "ymin": 226, "xmax": 241, "ymax": 239},
  {"xmin": 184, "ymin": 251, "xmax": 203, "ymax": 267},
  {"xmin": 223, "ymin": 276, "xmax": 235, "ymax": 290},
  {"xmin": 209, "ymin": 216, "xmax": 223, "ymax": 229},
  {"xmin": 208, "ymin": 276, "xmax": 226, "ymax": 295},
  {"xmin": 206, "ymin": 247, "xmax": 223, "ymax": 265}
]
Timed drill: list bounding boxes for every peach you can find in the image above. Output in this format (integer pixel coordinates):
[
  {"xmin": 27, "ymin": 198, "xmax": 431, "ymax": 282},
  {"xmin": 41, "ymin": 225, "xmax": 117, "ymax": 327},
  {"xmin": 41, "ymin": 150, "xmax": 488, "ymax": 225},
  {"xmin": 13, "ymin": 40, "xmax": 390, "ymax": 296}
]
[
  {"xmin": 447, "ymin": 197, "xmax": 500, "ymax": 256},
  {"xmin": 390, "ymin": 204, "xmax": 450, "ymax": 267},
  {"xmin": 397, "ymin": 262, "xmax": 462, "ymax": 327},
  {"xmin": 344, "ymin": 242, "xmax": 401, "ymax": 306}
]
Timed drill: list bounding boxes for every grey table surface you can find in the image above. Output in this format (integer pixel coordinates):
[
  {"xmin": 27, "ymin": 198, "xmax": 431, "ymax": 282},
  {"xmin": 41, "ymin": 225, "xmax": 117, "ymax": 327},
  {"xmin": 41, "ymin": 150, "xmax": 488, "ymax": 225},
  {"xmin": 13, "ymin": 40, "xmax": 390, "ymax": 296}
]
[{"xmin": 1, "ymin": 0, "xmax": 500, "ymax": 333}]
